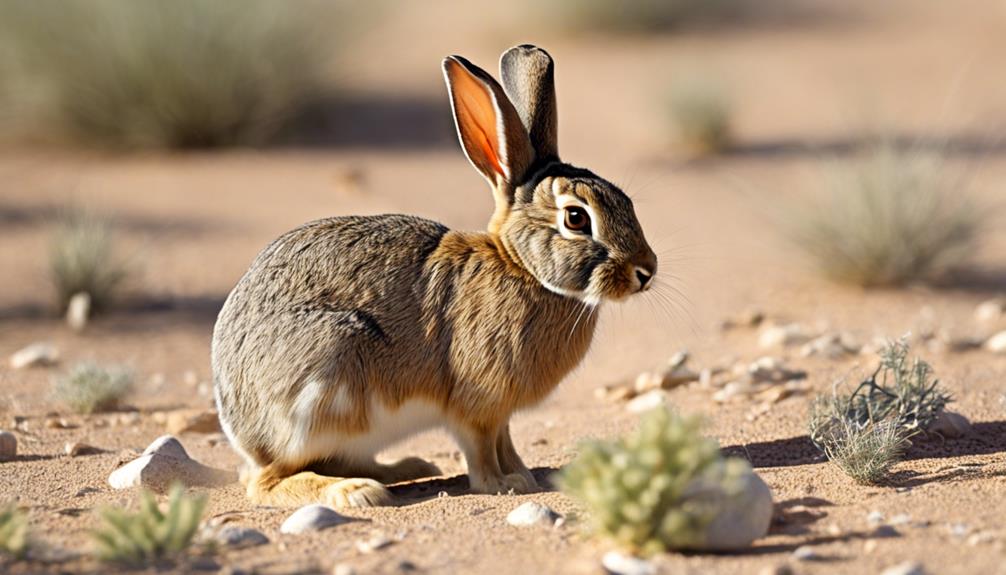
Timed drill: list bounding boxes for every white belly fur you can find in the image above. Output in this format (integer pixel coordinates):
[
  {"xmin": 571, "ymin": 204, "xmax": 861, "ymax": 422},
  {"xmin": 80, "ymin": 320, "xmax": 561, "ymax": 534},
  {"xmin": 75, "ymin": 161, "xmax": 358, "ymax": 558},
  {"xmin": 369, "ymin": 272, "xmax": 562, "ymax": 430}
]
[{"xmin": 292, "ymin": 398, "xmax": 446, "ymax": 463}]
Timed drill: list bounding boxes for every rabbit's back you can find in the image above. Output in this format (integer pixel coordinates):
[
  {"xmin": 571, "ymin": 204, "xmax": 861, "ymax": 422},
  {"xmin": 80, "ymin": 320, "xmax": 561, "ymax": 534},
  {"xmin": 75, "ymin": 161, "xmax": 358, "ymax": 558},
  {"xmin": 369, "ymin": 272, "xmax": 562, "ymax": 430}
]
[{"xmin": 212, "ymin": 215, "xmax": 449, "ymax": 467}]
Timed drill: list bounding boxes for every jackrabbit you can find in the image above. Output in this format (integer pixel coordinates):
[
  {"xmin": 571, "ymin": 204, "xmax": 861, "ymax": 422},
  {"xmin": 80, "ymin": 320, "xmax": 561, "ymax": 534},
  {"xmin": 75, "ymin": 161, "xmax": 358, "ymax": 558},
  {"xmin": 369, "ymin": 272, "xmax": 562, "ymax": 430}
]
[{"xmin": 212, "ymin": 44, "xmax": 657, "ymax": 508}]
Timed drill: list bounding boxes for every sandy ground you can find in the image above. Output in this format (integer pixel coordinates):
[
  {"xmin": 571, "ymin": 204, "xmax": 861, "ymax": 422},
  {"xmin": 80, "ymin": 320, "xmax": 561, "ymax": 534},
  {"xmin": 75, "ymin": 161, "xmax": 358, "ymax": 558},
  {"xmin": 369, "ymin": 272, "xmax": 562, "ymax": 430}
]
[{"xmin": 2, "ymin": 1, "xmax": 1006, "ymax": 573}]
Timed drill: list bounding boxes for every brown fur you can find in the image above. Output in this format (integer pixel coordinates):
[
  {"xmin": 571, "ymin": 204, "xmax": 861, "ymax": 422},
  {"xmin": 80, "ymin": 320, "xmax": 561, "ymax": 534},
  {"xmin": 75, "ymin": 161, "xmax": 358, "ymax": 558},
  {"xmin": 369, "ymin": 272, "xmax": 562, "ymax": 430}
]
[{"xmin": 212, "ymin": 45, "xmax": 655, "ymax": 508}]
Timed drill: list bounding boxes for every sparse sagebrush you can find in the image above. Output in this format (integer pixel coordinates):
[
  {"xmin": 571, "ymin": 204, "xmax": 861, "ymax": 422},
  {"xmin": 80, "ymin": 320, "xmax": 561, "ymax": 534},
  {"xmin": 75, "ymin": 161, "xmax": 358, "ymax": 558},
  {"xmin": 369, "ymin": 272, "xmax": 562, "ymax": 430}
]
[
  {"xmin": 49, "ymin": 209, "xmax": 131, "ymax": 313},
  {"xmin": 809, "ymin": 339, "xmax": 951, "ymax": 483},
  {"xmin": 53, "ymin": 362, "xmax": 133, "ymax": 414},
  {"xmin": 790, "ymin": 142, "xmax": 981, "ymax": 287},
  {"xmin": 92, "ymin": 485, "xmax": 207, "ymax": 563},
  {"xmin": 561, "ymin": 409, "xmax": 759, "ymax": 554},
  {"xmin": 0, "ymin": 504, "xmax": 29, "ymax": 560},
  {"xmin": 0, "ymin": 0, "xmax": 331, "ymax": 148},
  {"xmin": 668, "ymin": 77, "xmax": 731, "ymax": 154}
]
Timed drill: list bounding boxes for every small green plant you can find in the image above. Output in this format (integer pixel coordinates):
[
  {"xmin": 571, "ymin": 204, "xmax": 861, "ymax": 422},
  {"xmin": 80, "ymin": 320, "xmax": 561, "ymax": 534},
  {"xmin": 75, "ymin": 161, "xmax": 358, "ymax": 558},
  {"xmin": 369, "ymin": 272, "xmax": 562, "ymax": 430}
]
[
  {"xmin": 809, "ymin": 339, "xmax": 952, "ymax": 483},
  {"xmin": 0, "ymin": 0, "xmax": 332, "ymax": 148},
  {"xmin": 668, "ymin": 77, "xmax": 731, "ymax": 155},
  {"xmin": 0, "ymin": 504, "xmax": 29, "ymax": 559},
  {"xmin": 53, "ymin": 362, "xmax": 134, "ymax": 414},
  {"xmin": 561, "ymin": 409, "xmax": 757, "ymax": 554},
  {"xmin": 92, "ymin": 485, "xmax": 207, "ymax": 563},
  {"xmin": 49, "ymin": 209, "xmax": 131, "ymax": 313},
  {"xmin": 789, "ymin": 142, "xmax": 981, "ymax": 287}
]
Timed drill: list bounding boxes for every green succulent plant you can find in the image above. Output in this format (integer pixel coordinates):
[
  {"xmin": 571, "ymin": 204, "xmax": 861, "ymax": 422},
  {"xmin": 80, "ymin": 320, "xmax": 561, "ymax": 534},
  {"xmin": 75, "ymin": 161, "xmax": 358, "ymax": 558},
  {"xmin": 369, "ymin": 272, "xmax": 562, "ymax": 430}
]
[
  {"xmin": 91, "ymin": 484, "xmax": 207, "ymax": 563},
  {"xmin": 560, "ymin": 409, "xmax": 758, "ymax": 554},
  {"xmin": 0, "ymin": 503, "xmax": 29, "ymax": 559}
]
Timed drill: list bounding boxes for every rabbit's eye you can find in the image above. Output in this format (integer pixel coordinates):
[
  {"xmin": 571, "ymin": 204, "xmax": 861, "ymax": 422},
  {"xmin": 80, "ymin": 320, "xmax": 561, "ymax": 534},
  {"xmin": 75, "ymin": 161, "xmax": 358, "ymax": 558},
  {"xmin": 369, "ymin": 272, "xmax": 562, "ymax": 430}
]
[{"xmin": 563, "ymin": 206, "xmax": 591, "ymax": 235}]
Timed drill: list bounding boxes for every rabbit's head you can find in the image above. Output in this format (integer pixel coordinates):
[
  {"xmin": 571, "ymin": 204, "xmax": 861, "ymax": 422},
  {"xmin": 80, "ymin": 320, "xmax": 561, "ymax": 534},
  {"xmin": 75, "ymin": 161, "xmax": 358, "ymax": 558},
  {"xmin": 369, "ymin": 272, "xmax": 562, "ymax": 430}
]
[{"xmin": 444, "ymin": 45, "xmax": 656, "ymax": 305}]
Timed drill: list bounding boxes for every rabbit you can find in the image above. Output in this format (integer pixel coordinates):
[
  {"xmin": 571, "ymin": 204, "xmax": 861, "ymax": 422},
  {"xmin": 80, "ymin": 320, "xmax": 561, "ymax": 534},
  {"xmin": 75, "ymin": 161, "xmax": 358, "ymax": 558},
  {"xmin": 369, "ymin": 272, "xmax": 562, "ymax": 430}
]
[{"xmin": 212, "ymin": 44, "xmax": 657, "ymax": 509}]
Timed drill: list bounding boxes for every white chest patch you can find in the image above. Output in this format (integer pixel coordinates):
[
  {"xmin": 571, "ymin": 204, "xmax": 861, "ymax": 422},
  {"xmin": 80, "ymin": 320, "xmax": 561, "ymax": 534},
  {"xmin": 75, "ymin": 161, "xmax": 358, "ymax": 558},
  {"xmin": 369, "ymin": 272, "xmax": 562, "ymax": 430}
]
[{"xmin": 292, "ymin": 398, "xmax": 446, "ymax": 463}]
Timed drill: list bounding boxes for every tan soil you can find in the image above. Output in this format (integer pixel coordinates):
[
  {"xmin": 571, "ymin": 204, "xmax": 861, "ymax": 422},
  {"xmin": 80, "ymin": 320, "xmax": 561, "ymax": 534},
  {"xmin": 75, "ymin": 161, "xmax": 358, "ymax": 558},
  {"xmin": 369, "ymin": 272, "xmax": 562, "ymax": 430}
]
[{"xmin": 1, "ymin": 1, "xmax": 1005, "ymax": 573}]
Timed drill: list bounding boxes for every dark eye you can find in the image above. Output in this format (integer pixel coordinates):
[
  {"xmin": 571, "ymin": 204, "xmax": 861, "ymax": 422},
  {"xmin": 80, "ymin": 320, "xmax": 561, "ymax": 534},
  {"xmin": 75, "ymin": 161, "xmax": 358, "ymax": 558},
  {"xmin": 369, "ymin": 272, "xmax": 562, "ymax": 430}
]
[{"xmin": 564, "ymin": 206, "xmax": 591, "ymax": 234}]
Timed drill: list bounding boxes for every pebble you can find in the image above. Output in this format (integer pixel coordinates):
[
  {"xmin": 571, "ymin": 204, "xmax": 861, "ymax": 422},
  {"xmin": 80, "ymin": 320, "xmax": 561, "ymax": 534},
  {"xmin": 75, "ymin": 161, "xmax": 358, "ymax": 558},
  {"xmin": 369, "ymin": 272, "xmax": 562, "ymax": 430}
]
[
  {"xmin": 792, "ymin": 545, "xmax": 817, "ymax": 561},
  {"xmin": 721, "ymin": 309, "xmax": 765, "ymax": 330},
  {"xmin": 747, "ymin": 357, "xmax": 806, "ymax": 384},
  {"xmin": 65, "ymin": 442, "xmax": 101, "ymax": 457},
  {"xmin": 216, "ymin": 525, "xmax": 269, "ymax": 549},
  {"xmin": 66, "ymin": 292, "xmax": 91, "ymax": 331},
  {"xmin": 695, "ymin": 470, "xmax": 774, "ymax": 551},
  {"xmin": 506, "ymin": 501, "xmax": 561, "ymax": 527},
  {"xmin": 9, "ymin": 342, "xmax": 59, "ymax": 369},
  {"xmin": 0, "ymin": 430, "xmax": 17, "ymax": 461},
  {"xmin": 880, "ymin": 561, "xmax": 926, "ymax": 575},
  {"xmin": 927, "ymin": 410, "xmax": 972, "ymax": 438},
  {"xmin": 867, "ymin": 510, "xmax": 885, "ymax": 525},
  {"xmin": 712, "ymin": 381, "xmax": 754, "ymax": 403},
  {"xmin": 975, "ymin": 298, "xmax": 1006, "ymax": 323},
  {"xmin": 625, "ymin": 390, "xmax": 668, "ymax": 413},
  {"xmin": 601, "ymin": 551, "xmax": 655, "ymax": 575},
  {"xmin": 758, "ymin": 323, "xmax": 812, "ymax": 349},
  {"xmin": 108, "ymin": 435, "xmax": 235, "ymax": 492},
  {"xmin": 889, "ymin": 514, "xmax": 913, "ymax": 526},
  {"xmin": 985, "ymin": 331, "xmax": 1006, "ymax": 354},
  {"xmin": 356, "ymin": 534, "xmax": 393, "ymax": 553},
  {"xmin": 333, "ymin": 565, "xmax": 356, "ymax": 575},
  {"xmin": 280, "ymin": 505, "xmax": 349, "ymax": 534},
  {"xmin": 166, "ymin": 409, "xmax": 223, "ymax": 434},
  {"xmin": 45, "ymin": 417, "xmax": 72, "ymax": 429},
  {"xmin": 801, "ymin": 333, "xmax": 860, "ymax": 359},
  {"xmin": 757, "ymin": 565, "xmax": 794, "ymax": 575}
]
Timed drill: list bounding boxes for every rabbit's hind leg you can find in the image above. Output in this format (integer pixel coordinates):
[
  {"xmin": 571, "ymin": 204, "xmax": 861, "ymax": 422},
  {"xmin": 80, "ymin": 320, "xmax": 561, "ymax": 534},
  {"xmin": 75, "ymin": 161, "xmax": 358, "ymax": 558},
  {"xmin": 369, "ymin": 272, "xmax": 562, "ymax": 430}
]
[
  {"xmin": 310, "ymin": 456, "xmax": 442, "ymax": 484},
  {"xmin": 247, "ymin": 463, "xmax": 391, "ymax": 509}
]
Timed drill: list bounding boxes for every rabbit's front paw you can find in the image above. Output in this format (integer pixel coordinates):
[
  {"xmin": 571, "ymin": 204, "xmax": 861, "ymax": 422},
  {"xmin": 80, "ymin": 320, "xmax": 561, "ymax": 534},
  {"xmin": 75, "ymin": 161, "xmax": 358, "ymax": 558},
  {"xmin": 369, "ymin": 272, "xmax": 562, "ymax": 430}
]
[{"xmin": 324, "ymin": 478, "xmax": 392, "ymax": 508}]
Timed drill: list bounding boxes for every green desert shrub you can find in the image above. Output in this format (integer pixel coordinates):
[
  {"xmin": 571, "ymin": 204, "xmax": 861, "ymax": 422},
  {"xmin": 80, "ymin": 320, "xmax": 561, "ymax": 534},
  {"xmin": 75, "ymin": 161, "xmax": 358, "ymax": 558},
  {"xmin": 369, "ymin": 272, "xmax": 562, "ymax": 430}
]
[
  {"xmin": 542, "ymin": 0, "xmax": 734, "ymax": 34},
  {"xmin": 0, "ymin": 0, "xmax": 331, "ymax": 148},
  {"xmin": 92, "ymin": 485, "xmax": 207, "ymax": 563},
  {"xmin": 668, "ymin": 77, "xmax": 732, "ymax": 154},
  {"xmin": 49, "ymin": 209, "xmax": 131, "ymax": 313},
  {"xmin": 790, "ymin": 142, "xmax": 981, "ymax": 287},
  {"xmin": 53, "ymin": 362, "xmax": 134, "ymax": 414},
  {"xmin": 561, "ymin": 409, "xmax": 761, "ymax": 554},
  {"xmin": 0, "ymin": 504, "xmax": 29, "ymax": 559},
  {"xmin": 809, "ymin": 339, "xmax": 951, "ymax": 483}
]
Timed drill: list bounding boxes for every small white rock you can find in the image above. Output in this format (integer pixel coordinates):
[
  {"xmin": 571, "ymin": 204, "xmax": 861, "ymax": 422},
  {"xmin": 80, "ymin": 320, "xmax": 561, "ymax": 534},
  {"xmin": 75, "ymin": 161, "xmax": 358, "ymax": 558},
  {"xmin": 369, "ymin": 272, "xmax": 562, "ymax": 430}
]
[
  {"xmin": 9, "ymin": 342, "xmax": 59, "ymax": 369},
  {"xmin": 356, "ymin": 534, "xmax": 393, "ymax": 553},
  {"xmin": 280, "ymin": 504, "xmax": 348, "ymax": 534},
  {"xmin": 880, "ymin": 561, "xmax": 926, "ymax": 575},
  {"xmin": 506, "ymin": 501, "xmax": 561, "ymax": 527},
  {"xmin": 216, "ymin": 525, "xmax": 269, "ymax": 548},
  {"xmin": 975, "ymin": 298, "xmax": 1006, "ymax": 323},
  {"xmin": 625, "ymin": 390, "xmax": 668, "ymax": 413},
  {"xmin": 889, "ymin": 513, "xmax": 912, "ymax": 526},
  {"xmin": 758, "ymin": 323, "xmax": 811, "ymax": 349},
  {"xmin": 333, "ymin": 565, "xmax": 357, "ymax": 575},
  {"xmin": 601, "ymin": 551, "xmax": 655, "ymax": 575},
  {"xmin": 792, "ymin": 545, "xmax": 817, "ymax": 561},
  {"xmin": 867, "ymin": 510, "xmax": 885, "ymax": 525},
  {"xmin": 985, "ymin": 331, "xmax": 1006, "ymax": 354},
  {"xmin": 693, "ymin": 470, "xmax": 774, "ymax": 551},
  {"xmin": 0, "ymin": 430, "xmax": 16, "ymax": 461},
  {"xmin": 66, "ymin": 292, "xmax": 91, "ymax": 332},
  {"xmin": 108, "ymin": 435, "xmax": 235, "ymax": 492}
]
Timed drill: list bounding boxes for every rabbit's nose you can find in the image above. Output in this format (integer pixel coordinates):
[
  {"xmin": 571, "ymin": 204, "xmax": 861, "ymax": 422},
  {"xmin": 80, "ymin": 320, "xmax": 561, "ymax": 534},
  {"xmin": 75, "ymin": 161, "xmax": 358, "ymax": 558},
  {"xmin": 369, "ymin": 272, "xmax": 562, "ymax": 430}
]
[{"xmin": 634, "ymin": 266, "xmax": 653, "ymax": 290}]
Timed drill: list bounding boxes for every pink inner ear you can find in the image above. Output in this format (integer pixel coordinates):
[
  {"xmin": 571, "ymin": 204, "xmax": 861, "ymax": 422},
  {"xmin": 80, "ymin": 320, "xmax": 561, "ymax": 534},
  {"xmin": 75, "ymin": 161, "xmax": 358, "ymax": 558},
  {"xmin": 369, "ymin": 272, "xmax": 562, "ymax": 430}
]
[{"xmin": 448, "ymin": 61, "xmax": 505, "ymax": 179}]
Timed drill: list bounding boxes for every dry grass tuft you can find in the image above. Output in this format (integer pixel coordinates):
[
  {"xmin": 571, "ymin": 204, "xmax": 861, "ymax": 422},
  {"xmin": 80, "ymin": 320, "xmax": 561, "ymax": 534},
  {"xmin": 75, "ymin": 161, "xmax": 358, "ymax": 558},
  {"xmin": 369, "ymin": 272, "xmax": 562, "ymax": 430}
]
[
  {"xmin": 0, "ymin": 0, "xmax": 333, "ymax": 148},
  {"xmin": 53, "ymin": 362, "xmax": 134, "ymax": 414},
  {"xmin": 0, "ymin": 504, "xmax": 29, "ymax": 560},
  {"xmin": 790, "ymin": 142, "xmax": 982, "ymax": 287},
  {"xmin": 668, "ymin": 77, "xmax": 732, "ymax": 155},
  {"xmin": 49, "ymin": 209, "xmax": 131, "ymax": 314}
]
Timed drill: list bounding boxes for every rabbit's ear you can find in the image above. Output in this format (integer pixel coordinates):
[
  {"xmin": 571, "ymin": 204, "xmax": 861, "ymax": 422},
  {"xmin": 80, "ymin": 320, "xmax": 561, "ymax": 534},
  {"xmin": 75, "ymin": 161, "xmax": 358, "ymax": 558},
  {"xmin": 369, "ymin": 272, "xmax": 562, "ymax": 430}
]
[
  {"xmin": 443, "ymin": 55, "xmax": 535, "ymax": 187},
  {"xmin": 500, "ymin": 45, "xmax": 558, "ymax": 161}
]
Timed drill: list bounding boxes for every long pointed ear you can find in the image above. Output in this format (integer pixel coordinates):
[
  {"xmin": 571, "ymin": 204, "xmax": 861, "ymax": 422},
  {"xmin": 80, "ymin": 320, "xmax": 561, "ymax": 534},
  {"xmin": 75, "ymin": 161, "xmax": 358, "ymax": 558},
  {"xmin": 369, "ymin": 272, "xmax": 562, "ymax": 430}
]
[
  {"xmin": 499, "ymin": 44, "xmax": 558, "ymax": 161},
  {"xmin": 443, "ymin": 55, "xmax": 535, "ymax": 187}
]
